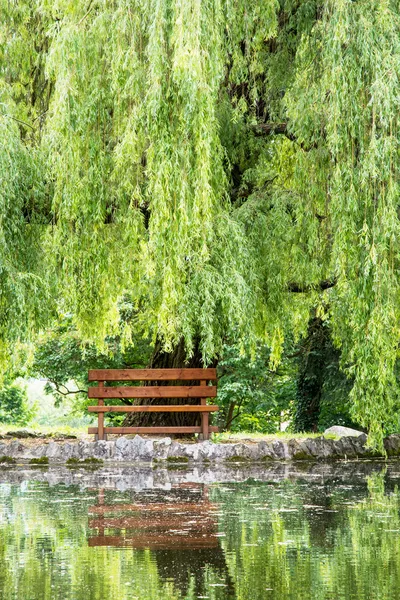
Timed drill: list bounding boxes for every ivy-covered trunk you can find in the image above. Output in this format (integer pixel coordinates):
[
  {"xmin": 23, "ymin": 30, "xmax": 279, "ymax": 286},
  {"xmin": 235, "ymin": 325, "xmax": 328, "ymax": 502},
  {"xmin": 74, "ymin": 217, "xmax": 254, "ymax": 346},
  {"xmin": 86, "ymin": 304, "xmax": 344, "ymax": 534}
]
[
  {"xmin": 123, "ymin": 338, "xmax": 211, "ymax": 428},
  {"xmin": 293, "ymin": 317, "xmax": 329, "ymax": 433}
]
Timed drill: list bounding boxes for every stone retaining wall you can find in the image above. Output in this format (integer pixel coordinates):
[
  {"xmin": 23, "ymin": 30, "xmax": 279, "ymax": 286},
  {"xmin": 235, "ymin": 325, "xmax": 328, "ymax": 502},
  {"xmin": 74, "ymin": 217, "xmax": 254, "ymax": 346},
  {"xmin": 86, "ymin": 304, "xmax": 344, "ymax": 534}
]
[{"xmin": 0, "ymin": 433, "xmax": 400, "ymax": 463}]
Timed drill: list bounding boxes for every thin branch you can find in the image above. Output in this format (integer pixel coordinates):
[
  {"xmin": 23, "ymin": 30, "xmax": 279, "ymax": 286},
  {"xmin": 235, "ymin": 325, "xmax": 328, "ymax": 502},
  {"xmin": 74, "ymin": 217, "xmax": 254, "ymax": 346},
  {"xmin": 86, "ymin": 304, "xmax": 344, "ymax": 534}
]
[
  {"xmin": 288, "ymin": 278, "xmax": 337, "ymax": 293},
  {"xmin": 77, "ymin": 1, "xmax": 94, "ymax": 25},
  {"xmin": 49, "ymin": 381, "xmax": 87, "ymax": 396},
  {"xmin": 8, "ymin": 115, "xmax": 35, "ymax": 131},
  {"xmin": 286, "ymin": 350, "xmax": 303, "ymax": 359},
  {"xmin": 254, "ymin": 122, "xmax": 296, "ymax": 141},
  {"xmin": 225, "ymin": 399, "xmax": 244, "ymax": 430},
  {"xmin": 253, "ymin": 121, "xmax": 318, "ymax": 150},
  {"xmin": 32, "ymin": 110, "xmax": 48, "ymax": 123}
]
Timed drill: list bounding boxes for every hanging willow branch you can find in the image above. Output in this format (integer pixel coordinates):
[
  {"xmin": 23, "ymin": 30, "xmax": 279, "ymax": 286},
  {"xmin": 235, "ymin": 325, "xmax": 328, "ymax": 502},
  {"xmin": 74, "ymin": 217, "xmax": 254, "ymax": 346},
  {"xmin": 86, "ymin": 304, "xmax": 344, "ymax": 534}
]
[{"xmin": 2, "ymin": 0, "xmax": 400, "ymax": 449}]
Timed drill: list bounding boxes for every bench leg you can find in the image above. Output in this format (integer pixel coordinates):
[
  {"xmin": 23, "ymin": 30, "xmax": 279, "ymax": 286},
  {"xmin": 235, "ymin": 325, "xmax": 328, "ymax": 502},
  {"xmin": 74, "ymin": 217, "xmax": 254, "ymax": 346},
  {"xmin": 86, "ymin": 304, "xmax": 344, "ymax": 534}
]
[
  {"xmin": 201, "ymin": 393, "xmax": 209, "ymax": 441},
  {"xmin": 97, "ymin": 390, "xmax": 105, "ymax": 441},
  {"xmin": 98, "ymin": 412, "xmax": 105, "ymax": 441},
  {"xmin": 96, "ymin": 383, "xmax": 106, "ymax": 441}
]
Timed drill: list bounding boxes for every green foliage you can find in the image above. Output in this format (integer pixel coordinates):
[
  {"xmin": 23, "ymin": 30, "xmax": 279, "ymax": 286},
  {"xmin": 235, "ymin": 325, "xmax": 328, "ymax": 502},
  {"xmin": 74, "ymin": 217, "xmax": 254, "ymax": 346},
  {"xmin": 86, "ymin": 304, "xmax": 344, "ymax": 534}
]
[
  {"xmin": 0, "ymin": 382, "xmax": 35, "ymax": 425},
  {"xmin": 66, "ymin": 457, "xmax": 103, "ymax": 470},
  {"xmin": 29, "ymin": 457, "xmax": 49, "ymax": 465},
  {"xmin": 217, "ymin": 342, "xmax": 295, "ymax": 433},
  {"xmin": 2, "ymin": 0, "xmax": 400, "ymax": 448},
  {"xmin": 0, "ymin": 456, "xmax": 16, "ymax": 465},
  {"xmin": 283, "ymin": 0, "xmax": 400, "ymax": 448},
  {"xmin": 31, "ymin": 311, "xmax": 151, "ymax": 415}
]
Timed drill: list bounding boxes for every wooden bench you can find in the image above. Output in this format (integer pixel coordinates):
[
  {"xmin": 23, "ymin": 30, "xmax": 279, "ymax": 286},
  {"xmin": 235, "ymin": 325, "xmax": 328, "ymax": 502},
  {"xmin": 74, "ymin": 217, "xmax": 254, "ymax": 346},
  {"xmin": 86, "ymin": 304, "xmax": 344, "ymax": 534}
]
[
  {"xmin": 87, "ymin": 368, "xmax": 219, "ymax": 441},
  {"xmin": 88, "ymin": 484, "xmax": 218, "ymax": 549}
]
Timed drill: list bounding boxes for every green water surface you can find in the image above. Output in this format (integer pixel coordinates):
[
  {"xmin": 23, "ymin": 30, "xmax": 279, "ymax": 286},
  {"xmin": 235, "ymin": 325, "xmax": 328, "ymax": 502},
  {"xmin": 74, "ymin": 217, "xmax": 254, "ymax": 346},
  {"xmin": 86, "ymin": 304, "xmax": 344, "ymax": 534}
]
[{"xmin": 0, "ymin": 463, "xmax": 399, "ymax": 599}]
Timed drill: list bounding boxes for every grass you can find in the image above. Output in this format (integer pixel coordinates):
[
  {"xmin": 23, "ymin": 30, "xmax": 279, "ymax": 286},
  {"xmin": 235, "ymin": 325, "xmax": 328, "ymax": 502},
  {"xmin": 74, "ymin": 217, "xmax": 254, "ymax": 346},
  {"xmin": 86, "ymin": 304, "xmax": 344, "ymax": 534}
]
[
  {"xmin": 0, "ymin": 424, "xmax": 87, "ymax": 438},
  {"xmin": 29, "ymin": 457, "xmax": 49, "ymax": 465},
  {"xmin": 166, "ymin": 456, "xmax": 189, "ymax": 463},
  {"xmin": 0, "ymin": 456, "xmax": 16, "ymax": 464},
  {"xmin": 66, "ymin": 457, "xmax": 104, "ymax": 468},
  {"xmin": 0, "ymin": 424, "xmax": 340, "ymax": 444},
  {"xmin": 211, "ymin": 431, "xmax": 340, "ymax": 443}
]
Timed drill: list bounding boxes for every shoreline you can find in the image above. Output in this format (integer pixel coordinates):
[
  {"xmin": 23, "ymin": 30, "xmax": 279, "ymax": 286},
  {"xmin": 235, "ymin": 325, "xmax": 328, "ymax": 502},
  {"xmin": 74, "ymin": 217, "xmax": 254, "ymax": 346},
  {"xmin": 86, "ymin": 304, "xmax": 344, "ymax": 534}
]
[{"xmin": 0, "ymin": 432, "xmax": 399, "ymax": 464}]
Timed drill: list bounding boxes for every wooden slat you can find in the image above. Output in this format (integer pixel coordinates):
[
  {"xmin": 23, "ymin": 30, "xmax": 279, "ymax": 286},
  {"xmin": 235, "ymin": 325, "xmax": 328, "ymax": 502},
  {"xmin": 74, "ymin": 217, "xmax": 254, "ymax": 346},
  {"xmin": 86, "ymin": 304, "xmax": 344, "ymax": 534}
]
[
  {"xmin": 89, "ymin": 502, "xmax": 212, "ymax": 514},
  {"xmin": 88, "ymin": 385, "xmax": 216, "ymax": 399},
  {"xmin": 88, "ymin": 404, "xmax": 219, "ymax": 413},
  {"xmin": 89, "ymin": 517, "xmax": 216, "ymax": 529},
  {"xmin": 88, "ymin": 426, "xmax": 219, "ymax": 435},
  {"xmin": 88, "ymin": 368, "xmax": 217, "ymax": 381},
  {"xmin": 88, "ymin": 535, "xmax": 218, "ymax": 549}
]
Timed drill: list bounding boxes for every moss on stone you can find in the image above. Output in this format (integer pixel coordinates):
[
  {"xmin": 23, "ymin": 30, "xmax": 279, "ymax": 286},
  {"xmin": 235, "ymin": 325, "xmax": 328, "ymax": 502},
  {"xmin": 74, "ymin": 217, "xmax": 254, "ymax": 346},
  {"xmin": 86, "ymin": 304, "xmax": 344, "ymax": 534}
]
[
  {"xmin": 260, "ymin": 455, "xmax": 274, "ymax": 462},
  {"xmin": 0, "ymin": 456, "xmax": 16, "ymax": 464},
  {"xmin": 66, "ymin": 457, "xmax": 103, "ymax": 469},
  {"xmin": 166, "ymin": 456, "xmax": 189, "ymax": 463},
  {"xmin": 167, "ymin": 464, "xmax": 188, "ymax": 471},
  {"xmin": 82, "ymin": 457, "xmax": 103, "ymax": 465},
  {"xmin": 291, "ymin": 451, "xmax": 312, "ymax": 461},
  {"xmin": 226, "ymin": 456, "xmax": 250, "ymax": 463},
  {"xmin": 29, "ymin": 457, "xmax": 49, "ymax": 466}
]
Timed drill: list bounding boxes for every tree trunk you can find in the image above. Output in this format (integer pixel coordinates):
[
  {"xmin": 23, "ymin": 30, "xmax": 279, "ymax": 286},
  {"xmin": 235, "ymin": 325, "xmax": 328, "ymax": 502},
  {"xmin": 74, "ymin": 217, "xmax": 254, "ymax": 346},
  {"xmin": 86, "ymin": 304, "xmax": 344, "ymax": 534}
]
[
  {"xmin": 293, "ymin": 317, "xmax": 328, "ymax": 432},
  {"xmin": 123, "ymin": 337, "xmax": 214, "ymax": 428}
]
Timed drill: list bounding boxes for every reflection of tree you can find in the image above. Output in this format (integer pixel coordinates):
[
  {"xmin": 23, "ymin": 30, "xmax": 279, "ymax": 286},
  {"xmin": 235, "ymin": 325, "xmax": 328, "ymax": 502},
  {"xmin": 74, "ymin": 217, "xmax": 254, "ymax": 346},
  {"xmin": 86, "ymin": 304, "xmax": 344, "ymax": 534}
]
[
  {"xmin": 88, "ymin": 483, "xmax": 235, "ymax": 598},
  {"xmin": 2, "ymin": 472, "xmax": 400, "ymax": 599},
  {"xmin": 212, "ymin": 473, "xmax": 400, "ymax": 600},
  {"xmin": 154, "ymin": 547, "xmax": 235, "ymax": 599}
]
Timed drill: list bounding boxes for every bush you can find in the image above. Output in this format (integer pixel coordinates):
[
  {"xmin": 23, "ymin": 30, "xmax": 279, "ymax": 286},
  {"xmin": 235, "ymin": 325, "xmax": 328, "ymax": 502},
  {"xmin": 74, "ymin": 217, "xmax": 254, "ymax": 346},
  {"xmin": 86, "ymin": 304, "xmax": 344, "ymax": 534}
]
[
  {"xmin": 217, "ymin": 342, "xmax": 296, "ymax": 433},
  {"xmin": 0, "ymin": 382, "xmax": 35, "ymax": 425}
]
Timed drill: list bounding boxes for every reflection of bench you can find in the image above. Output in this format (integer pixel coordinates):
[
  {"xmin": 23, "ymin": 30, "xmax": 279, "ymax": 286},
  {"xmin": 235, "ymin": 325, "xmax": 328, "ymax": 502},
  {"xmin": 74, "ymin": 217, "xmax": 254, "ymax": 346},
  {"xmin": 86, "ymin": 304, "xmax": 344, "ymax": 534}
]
[
  {"xmin": 88, "ymin": 485, "xmax": 218, "ymax": 549},
  {"xmin": 87, "ymin": 368, "xmax": 218, "ymax": 440}
]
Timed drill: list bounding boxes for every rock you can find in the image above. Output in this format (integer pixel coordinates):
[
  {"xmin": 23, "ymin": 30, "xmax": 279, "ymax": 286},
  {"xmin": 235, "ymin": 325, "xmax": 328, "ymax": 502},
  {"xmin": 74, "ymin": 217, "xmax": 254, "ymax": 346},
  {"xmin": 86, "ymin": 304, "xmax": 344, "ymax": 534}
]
[
  {"xmin": 78, "ymin": 441, "xmax": 95, "ymax": 459},
  {"xmin": 45, "ymin": 442, "xmax": 63, "ymax": 460},
  {"xmin": 167, "ymin": 441, "xmax": 199, "ymax": 461},
  {"xmin": 324, "ymin": 426, "xmax": 365, "ymax": 438},
  {"xmin": 335, "ymin": 436, "xmax": 359, "ymax": 458},
  {"xmin": 60, "ymin": 443, "xmax": 80, "ymax": 461},
  {"xmin": 132, "ymin": 435, "xmax": 154, "ymax": 461},
  {"xmin": 115, "ymin": 437, "xmax": 133, "ymax": 460},
  {"xmin": 153, "ymin": 438, "xmax": 172, "ymax": 459},
  {"xmin": 6, "ymin": 441, "xmax": 28, "ymax": 458},
  {"xmin": 258, "ymin": 441, "xmax": 276, "ymax": 461},
  {"xmin": 288, "ymin": 439, "xmax": 312, "ymax": 460},
  {"xmin": 29, "ymin": 444, "xmax": 47, "ymax": 459},
  {"xmin": 198, "ymin": 441, "xmax": 229, "ymax": 461},
  {"xmin": 6, "ymin": 429, "xmax": 38, "ymax": 439},
  {"xmin": 242, "ymin": 444, "xmax": 262, "ymax": 461},
  {"xmin": 271, "ymin": 440, "xmax": 287, "ymax": 460},
  {"xmin": 0, "ymin": 430, "xmax": 393, "ymax": 464},
  {"xmin": 384, "ymin": 435, "xmax": 400, "ymax": 457},
  {"xmin": 93, "ymin": 441, "xmax": 114, "ymax": 460},
  {"xmin": 51, "ymin": 433, "xmax": 77, "ymax": 440},
  {"xmin": 301, "ymin": 436, "xmax": 339, "ymax": 459}
]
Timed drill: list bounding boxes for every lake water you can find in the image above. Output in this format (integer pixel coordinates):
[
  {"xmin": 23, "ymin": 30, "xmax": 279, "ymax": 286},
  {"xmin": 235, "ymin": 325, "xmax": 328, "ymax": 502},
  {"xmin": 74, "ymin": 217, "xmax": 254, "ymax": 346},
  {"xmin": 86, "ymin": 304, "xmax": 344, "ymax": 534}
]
[{"xmin": 0, "ymin": 461, "xmax": 399, "ymax": 599}]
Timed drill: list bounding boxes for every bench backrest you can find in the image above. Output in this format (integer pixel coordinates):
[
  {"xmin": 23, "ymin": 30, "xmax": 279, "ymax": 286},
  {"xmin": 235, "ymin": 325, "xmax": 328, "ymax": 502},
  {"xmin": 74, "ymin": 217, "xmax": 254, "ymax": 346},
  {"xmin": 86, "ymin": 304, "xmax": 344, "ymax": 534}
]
[
  {"xmin": 88, "ymin": 368, "xmax": 217, "ymax": 381},
  {"xmin": 88, "ymin": 368, "xmax": 217, "ymax": 399},
  {"xmin": 87, "ymin": 368, "xmax": 218, "ymax": 441}
]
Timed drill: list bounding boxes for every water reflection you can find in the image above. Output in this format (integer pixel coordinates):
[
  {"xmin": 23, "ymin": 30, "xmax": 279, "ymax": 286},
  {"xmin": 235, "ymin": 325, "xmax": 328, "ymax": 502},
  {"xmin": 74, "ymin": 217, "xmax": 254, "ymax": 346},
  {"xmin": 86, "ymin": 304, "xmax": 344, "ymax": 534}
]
[
  {"xmin": 88, "ymin": 483, "xmax": 219, "ymax": 549},
  {"xmin": 0, "ymin": 462, "xmax": 400, "ymax": 599},
  {"xmin": 88, "ymin": 483, "xmax": 235, "ymax": 597}
]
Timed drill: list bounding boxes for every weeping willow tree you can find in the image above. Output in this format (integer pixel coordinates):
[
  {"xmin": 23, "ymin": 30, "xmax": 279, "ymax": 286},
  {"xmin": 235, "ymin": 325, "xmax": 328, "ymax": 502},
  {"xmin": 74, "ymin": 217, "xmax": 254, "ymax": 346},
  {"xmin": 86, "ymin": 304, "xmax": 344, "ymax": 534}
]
[{"xmin": 1, "ymin": 0, "xmax": 400, "ymax": 447}]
